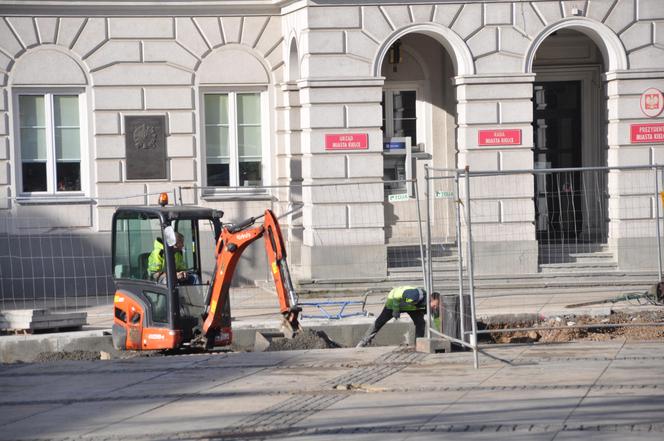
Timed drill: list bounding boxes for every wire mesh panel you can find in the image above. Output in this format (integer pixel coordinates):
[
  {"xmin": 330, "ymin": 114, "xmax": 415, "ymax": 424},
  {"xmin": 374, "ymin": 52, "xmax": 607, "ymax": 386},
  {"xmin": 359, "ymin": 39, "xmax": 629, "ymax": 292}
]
[
  {"xmin": 0, "ymin": 190, "xmax": 179, "ymax": 314},
  {"xmin": 535, "ymin": 168, "xmax": 609, "ymax": 262},
  {"xmin": 424, "ymin": 167, "xmax": 472, "ymax": 347},
  {"xmin": 0, "ymin": 201, "xmax": 114, "ymax": 312},
  {"xmin": 465, "ymin": 165, "xmax": 663, "ymax": 345}
]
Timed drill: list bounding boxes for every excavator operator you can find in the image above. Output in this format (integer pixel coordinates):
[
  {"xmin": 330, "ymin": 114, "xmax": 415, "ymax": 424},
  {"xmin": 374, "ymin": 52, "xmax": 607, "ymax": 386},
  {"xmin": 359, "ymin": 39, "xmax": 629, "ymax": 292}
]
[{"xmin": 148, "ymin": 232, "xmax": 200, "ymax": 284}]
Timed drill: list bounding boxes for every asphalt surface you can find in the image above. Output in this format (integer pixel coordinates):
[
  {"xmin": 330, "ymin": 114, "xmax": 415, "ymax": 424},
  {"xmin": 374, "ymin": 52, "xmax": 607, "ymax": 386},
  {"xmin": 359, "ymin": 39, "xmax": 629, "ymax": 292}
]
[{"xmin": 1, "ymin": 340, "xmax": 663, "ymax": 440}]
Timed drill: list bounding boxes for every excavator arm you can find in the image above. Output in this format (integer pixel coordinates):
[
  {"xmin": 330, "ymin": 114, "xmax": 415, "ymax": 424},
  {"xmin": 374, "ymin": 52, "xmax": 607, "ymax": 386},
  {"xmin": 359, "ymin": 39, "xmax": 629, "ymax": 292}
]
[{"xmin": 196, "ymin": 209, "xmax": 301, "ymax": 348}]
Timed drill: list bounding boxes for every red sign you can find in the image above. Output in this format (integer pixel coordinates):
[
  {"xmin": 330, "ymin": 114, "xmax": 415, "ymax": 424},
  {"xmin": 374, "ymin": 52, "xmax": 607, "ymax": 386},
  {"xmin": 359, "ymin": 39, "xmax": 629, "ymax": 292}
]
[
  {"xmin": 640, "ymin": 88, "xmax": 664, "ymax": 118},
  {"xmin": 630, "ymin": 123, "xmax": 664, "ymax": 144},
  {"xmin": 478, "ymin": 129, "xmax": 522, "ymax": 146},
  {"xmin": 325, "ymin": 133, "xmax": 368, "ymax": 151}
]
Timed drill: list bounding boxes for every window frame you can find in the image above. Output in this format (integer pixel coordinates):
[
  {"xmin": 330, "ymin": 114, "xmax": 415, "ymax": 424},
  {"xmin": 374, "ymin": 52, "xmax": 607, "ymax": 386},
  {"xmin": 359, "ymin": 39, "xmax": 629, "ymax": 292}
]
[
  {"xmin": 200, "ymin": 87, "xmax": 269, "ymax": 195},
  {"xmin": 381, "ymin": 83, "xmax": 428, "ymax": 145},
  {"xmin": 13, "ymin": 87, "xmax": 88, "ymax": 198}
]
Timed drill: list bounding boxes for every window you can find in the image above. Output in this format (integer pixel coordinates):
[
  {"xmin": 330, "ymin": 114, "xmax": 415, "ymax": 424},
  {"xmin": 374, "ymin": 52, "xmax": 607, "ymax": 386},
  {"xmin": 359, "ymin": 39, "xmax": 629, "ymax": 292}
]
[
  {"xmin": 204, "ymin": 92, "xmax": 263, "ymax": 187},
  {"xmin": 17, "ymin": 92, "xmax": 83, "ymax": 194},
  {"xmin": 174, "ymin": 219, "xmax": 196, "ymax": 271},
  {"xmin": 113, "ymin": 213, "xmax": 162, "ymax": 281},
  {"xmin": 382, "ymin": 90, "xmax": 417, "ymax": 141},
  {"xmin": 382, "ymin": 89, "xmax": 418, "ymax": 195}
]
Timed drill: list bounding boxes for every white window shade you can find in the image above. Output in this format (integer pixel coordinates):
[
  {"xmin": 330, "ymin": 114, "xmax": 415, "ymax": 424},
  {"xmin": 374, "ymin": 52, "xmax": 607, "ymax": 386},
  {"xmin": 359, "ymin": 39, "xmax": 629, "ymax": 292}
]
[
  {"xmin": 237, "ymin": 93, "xmax": 261, "ymax": 125},
  {"xmin": 204, "ymin": 94, "xmax": 229, "ymax": 125},
  {"xmin": 55, "ymin": 128, "xmax": 81, "ymax": 161},
  {"xmin": 237, "ymin": 93, "xmax": 261, "ymax": 158},
  {"xmin": 238, "ymin": 126, "xmax": 262, "ymax": 158},
  {"xmin": 19, "ymin": 95, "xmax": 47, "ymax": 161},
  {"xmin": 204, "ymin": 94, "xmax": 230, "ymax": 162},
  {"xmin": 54, "ymin": 96, "xmax": 80, "ymax": 161}
]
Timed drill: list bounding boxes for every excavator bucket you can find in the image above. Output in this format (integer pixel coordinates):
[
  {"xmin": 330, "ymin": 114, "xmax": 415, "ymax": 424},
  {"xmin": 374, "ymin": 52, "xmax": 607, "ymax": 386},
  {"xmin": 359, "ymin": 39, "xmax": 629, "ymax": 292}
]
[{"xmin": 280, "ymin": 310, "xmax": 302, "ymax": 339}]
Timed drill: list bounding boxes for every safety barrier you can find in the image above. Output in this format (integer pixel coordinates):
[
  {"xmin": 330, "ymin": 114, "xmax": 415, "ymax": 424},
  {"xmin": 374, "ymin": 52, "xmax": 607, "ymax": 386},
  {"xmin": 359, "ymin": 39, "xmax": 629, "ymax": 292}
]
[{"xmin": 423, "ymin": 165, "xmax": 664, "ymax": 368}]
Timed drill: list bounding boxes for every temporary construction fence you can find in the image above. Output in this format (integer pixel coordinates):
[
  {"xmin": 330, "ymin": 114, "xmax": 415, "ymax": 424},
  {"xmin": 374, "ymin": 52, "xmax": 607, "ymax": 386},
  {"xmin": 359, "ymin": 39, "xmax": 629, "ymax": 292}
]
[
  {"xmin": 424, "ymin": 164, "xmax": 664, "ymax": 368},
  {"xmin": 0, "ymin": 190, "xmax": 164, "ymax": 313},
  {"xmin": 2, "ymin": 165, "xmax": 662, "ymax": 360},
  {"xmin": 0, "ymin": 179, "xmax": 427, "ymax": 319}
]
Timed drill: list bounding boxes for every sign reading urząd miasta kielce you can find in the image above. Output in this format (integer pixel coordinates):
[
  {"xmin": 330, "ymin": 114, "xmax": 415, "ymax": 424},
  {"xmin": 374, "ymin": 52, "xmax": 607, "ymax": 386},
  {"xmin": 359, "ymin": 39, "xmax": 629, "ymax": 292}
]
[{"xmin": 325, "ymin": 133, "xmax": 369, "ymax": 150}]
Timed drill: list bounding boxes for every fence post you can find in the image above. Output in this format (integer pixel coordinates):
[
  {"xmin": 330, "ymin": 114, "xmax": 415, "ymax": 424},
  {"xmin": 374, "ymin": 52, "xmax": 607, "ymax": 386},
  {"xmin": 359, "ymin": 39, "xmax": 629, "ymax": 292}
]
[
  {"xmin": 424, "ymin": 166, "xmax": 433, "ymax": 339},
  {"xmin": 463, "ymin": 166, "xmax": 479, "ymax": 369},
  {"xmin": 178, "ymin": 186, "xmax": 184, "ymax": 206},
  {"xmin": 656, "ymin": 167, "xmax": 663, "ymax": 282},
  {"xmin": 454, "ymin": 169, "xmax": 466, "ymax": 350},
  {"xmin": 414, "ymin": 179, "xmax": 430, "ymax": 338}
]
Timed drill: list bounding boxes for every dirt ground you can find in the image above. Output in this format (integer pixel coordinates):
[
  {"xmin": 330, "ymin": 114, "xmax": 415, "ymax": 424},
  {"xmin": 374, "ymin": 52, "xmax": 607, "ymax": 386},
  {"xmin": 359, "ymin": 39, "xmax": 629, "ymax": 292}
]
[
  {"xmin": 484, "ymin": 310, "xmax": 664, "ymax": 344},
  {"xmin": 34, "ymin": 350, "xmax": 102, "ymax": 363},
  {"xmin": 28, "ymin": 310, "xmax": 664, "ymax": 362},
  {"xmin": 30, "ymin": 329, "xmax": 340, "ymax": 363},
  {"xmin": 266, "ymin": 329, "xmax": 340, "ymax": 351}
]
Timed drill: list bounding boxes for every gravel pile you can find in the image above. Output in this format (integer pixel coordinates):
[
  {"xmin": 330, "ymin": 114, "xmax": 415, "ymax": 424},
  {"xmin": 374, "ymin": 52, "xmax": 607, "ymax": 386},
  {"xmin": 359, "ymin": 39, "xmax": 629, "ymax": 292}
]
[
  {"xmin": 34, "ymin": 350, "xmax": 101, "ymax": 362},
  {"xmin": 266, "ymin": 329, "xmax": 340, "ymax": 351}
]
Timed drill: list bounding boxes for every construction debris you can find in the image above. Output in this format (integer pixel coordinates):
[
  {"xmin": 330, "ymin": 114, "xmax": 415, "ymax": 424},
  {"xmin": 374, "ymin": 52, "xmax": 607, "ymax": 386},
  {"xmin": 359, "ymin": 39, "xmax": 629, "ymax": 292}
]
[
  {"xmin": 265, "ymin": 329, "xmax": 339, "ymax": 352},
  {"xmin": 0, "ymin": 309, "xmax": 87, "ymax": 333},
  {"xmin": 483, "ymin": 310, "xmax": 664, "ymax": 344},
  {"xmin": 34, "ymin": 350, "xmax": 101, "ymax": 363}
]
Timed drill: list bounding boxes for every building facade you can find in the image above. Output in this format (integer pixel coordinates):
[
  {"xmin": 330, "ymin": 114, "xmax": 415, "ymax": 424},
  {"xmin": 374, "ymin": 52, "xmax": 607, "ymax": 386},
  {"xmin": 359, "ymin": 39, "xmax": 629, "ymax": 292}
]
[{"xmin": 1, "ymin": 0, "xmax": 663, "ymax": 297}]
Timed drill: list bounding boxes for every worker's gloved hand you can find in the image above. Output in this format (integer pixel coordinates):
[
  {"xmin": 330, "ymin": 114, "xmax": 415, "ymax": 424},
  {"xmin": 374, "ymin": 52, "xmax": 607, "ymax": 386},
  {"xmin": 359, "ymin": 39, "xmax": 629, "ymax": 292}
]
[{"xmin": 392, "ymin": 309, "xmax": 400, "ymax": 320}]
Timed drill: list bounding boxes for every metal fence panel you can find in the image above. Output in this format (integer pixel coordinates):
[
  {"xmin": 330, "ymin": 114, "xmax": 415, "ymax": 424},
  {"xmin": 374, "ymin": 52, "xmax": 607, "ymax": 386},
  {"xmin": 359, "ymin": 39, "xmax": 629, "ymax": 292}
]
[{"xmin": 464, "ymin": 165, "xmax": 663, "ymax": 350}]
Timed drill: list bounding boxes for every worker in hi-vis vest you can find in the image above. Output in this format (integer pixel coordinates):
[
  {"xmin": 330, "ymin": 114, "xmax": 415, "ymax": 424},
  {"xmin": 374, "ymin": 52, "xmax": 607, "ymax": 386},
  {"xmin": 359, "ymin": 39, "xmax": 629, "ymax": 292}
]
[
  {"xmin": 148, "ymin": 232, "xmax": 199, "ymax": 284},
  {"xmin": 356, "ymin": 286, "xmax": 440, "ymax": 348}
]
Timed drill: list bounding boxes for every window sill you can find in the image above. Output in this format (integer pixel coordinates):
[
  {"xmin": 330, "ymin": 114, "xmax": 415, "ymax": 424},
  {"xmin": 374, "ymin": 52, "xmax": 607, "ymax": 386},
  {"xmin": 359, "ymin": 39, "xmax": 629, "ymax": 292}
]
[
  {"xmin": 15, "ymin": 196, "xmax": 94, "ymax": 206},
  {"xmin": 201, "ymin": 189, "xmax": 274, "ymax": 202}
]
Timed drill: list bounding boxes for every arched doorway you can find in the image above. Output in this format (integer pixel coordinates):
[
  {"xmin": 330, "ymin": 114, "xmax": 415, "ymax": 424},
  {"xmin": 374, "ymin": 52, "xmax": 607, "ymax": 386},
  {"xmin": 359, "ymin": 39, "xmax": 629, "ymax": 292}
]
[
  {"xmin": 378, "ymin": 32, "xmax": 458, "ymax": 244},
  {"xmin": 531, "ymin": 29, "xmax": 609, "ymax": 251}
]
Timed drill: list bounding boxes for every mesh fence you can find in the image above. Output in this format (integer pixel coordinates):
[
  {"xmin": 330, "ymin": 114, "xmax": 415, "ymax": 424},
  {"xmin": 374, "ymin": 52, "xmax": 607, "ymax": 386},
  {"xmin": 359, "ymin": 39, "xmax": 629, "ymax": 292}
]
[
  {"xmin": 0, "ymin": 189, "xmax": 179, "ymax": 312},
  {"xmin": 424, "ymin": 165, "xmax": 664, "ymax": 361},
  {"xmin": 422, "ymin": 168, "xmax": 469, "ymax": 345},
  {"xmin": 0, "ymin": 179, "xmax": 427, "ymax": 321},
  {"xmin": 2, "ymin": 165, "xmax": 663, "ymax": 342},
  {"xmin": 468, "ymin": 166, "xmax": 662, "ymax": 319}
]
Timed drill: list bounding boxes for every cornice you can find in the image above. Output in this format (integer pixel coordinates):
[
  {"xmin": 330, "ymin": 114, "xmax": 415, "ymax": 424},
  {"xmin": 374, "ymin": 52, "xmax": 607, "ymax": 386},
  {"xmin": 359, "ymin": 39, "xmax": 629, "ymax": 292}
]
[{"xmin": 0, "ymin": 0, "xmax": 306, "ymax": 16}]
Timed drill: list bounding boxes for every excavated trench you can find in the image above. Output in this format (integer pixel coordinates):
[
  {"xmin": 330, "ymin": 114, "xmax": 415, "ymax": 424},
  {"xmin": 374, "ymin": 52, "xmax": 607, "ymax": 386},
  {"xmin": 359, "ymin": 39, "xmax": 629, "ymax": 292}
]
[
  {"xmin": 28, "ymin": 329, "xmax": 342, "ymax": 363},
  {"xmin": 22, "ymin": 310, "xmax": 664, "ymax": 363},
  {"xmin": 480, "ymin": 310, "xmax": 664, "ymax": 344}
]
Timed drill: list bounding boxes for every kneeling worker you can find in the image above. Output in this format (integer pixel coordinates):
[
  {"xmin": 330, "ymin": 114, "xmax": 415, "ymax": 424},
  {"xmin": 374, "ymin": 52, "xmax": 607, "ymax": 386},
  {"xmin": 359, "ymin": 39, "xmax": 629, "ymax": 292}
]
[{"xmin": 356, "ymin": 286, "xmax": 440, "ymax": 348}]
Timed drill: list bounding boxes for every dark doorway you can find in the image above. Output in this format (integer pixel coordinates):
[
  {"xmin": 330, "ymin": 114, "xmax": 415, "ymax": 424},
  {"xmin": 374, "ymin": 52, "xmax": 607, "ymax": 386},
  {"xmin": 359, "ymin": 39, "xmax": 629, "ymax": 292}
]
[{"xmin": 533, "ymin": 81, "xmax": 583, "ymax": 243}]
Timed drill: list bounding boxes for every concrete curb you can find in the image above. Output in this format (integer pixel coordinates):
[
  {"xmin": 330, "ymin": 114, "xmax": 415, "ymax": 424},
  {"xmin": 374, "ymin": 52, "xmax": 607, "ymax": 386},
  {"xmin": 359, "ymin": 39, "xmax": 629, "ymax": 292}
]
[{"xmin": 0, "ymin": 321, "xmax": 418, "ymax": 363}]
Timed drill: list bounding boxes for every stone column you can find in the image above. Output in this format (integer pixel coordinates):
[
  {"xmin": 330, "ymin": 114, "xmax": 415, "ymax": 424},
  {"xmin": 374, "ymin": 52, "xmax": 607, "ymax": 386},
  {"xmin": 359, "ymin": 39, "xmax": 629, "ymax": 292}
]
[
  {"xmin": 455, "ymin": 74, "xmax": 538, "ymax": 275},
  {"xmin": 297, "ymin": 77, "xmax": 386, "ymax": 280},
  {"xmin": 606, "ymin": 70, "xmax": 664, "ymax": 271},
  {"xmin": 276, "ymin": 81, "xmax": 304, "ymax": 269}
]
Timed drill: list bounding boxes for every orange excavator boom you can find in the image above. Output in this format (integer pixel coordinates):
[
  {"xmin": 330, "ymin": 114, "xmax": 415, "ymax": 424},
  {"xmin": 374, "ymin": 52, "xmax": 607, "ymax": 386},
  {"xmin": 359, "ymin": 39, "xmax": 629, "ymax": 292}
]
[{"xmin": 196, "ymin": 209, "xmax": 301, "ymax": 348}]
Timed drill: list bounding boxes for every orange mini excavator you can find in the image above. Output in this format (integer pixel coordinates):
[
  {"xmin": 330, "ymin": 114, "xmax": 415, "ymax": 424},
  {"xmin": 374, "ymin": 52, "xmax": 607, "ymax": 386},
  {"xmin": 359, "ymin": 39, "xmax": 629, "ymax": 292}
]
[{"xmin": 111, "ymin": 193, "xmax": 301, "ymax": 351}]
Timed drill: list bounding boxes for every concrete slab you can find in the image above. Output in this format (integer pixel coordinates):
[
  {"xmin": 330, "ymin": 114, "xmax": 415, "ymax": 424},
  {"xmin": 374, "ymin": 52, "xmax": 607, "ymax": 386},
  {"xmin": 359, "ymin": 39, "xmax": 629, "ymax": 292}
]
[
  {"xmin": 415, "ymin": 337, "xmax": 451, "ymax": 353},
  {"xmin": 0, "ymin": 309, "xmax": 87, "ymax": 331}
]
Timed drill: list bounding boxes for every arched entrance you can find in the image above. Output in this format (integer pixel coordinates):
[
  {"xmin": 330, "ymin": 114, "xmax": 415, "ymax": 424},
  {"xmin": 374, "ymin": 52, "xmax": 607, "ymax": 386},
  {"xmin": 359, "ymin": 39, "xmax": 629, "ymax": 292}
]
[
  {"xmin": 530, "ymin": 28, "xmax": 610, "ymax": 251},
  {"xmin": 377, "ymin": 31, "xmax": 459, "ymax": 245}
]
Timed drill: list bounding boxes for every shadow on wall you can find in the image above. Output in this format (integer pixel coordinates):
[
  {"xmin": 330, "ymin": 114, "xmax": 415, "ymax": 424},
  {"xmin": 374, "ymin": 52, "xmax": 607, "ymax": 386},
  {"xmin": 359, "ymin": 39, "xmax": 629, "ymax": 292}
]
[{"xmin": 0, "ymin": 217, "xmax": 114, "ymax": 309}]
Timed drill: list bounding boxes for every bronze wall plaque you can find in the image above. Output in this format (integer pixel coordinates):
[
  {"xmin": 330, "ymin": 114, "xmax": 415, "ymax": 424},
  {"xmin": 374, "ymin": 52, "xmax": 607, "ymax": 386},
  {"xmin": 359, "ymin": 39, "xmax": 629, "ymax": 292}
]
[{"xmin": 125, "ymin": 115, "xmax": 167, "ymax": 180}]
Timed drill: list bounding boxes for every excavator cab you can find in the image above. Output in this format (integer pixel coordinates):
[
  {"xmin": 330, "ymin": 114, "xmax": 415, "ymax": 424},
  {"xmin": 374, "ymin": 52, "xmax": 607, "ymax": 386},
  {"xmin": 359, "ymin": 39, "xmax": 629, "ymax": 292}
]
[
  {"xmin": 111, "ymin": 204, "xmax": 225, "ymax": 350},
  {"xmin": 111, "ymin": 195, "xmax": 301, "ymax": 351}
]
